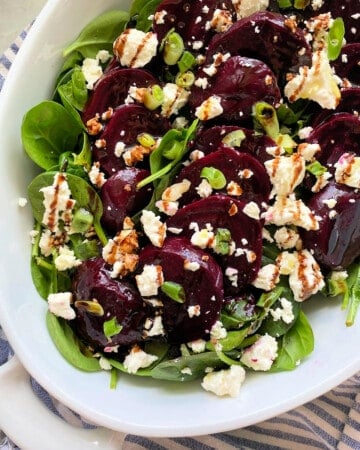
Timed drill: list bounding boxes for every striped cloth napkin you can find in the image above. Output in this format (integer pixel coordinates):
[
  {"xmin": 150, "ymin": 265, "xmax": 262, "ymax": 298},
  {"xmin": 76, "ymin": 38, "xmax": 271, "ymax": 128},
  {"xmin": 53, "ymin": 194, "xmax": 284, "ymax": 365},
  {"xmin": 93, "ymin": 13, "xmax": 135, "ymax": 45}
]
[{"xmin": 0, "ymin": 30, "xmax": 359, "ymax": 450}]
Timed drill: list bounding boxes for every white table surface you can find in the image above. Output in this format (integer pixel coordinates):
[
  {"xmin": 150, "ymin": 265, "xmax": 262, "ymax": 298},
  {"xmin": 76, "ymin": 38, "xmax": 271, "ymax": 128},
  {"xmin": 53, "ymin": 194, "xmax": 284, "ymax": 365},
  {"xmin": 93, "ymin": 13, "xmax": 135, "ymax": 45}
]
[{"xmin": 0, "ymin": 0, "xmax": 47, "ymax": 55}]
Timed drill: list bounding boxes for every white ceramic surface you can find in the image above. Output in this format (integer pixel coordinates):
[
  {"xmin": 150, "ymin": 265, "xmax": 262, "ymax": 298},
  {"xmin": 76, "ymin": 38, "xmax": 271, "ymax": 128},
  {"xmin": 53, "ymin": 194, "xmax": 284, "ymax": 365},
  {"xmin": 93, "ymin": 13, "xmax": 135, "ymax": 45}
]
[
  {"xmin": 0, "ymin": 0, "xmax": 360, "ymax": 439},
  {"xmin": 0, "ymin": 0, "xmax": 47, "ymax": 55}
]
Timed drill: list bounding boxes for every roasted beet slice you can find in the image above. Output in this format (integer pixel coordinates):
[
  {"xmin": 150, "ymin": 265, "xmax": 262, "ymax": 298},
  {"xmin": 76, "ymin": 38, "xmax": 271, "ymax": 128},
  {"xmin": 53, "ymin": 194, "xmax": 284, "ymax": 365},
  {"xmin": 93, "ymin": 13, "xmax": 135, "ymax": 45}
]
[
  {"xmin": 93, "ymin": 104, "xmax": 170, "ymax": 176},
  {"xmin": 192, "ymin": 124, "xmax": 276, "ymax": 163},
  {"xmin": 82, "ymin": 68, "xmax": 159, "ymax": 123},
  {"xmin": 190, "ymin": 56, "xmax": 281, "ymax": 123},
  {"xmin": 301, "ymin": 182, "xmax": 360, "ymax": 270},
  {"xmin": 333, "ymin": 43, "xmax": 360, "ymax": 87},
  {"xmin": 308, "ymin": 113, "xmax": 360, "ymax": 172},
  {"xmin": 175, "ymin": 146, "xmax": 271, "ymax": 205},
  {"xmin": 167, "ymin": 195, "xmax": 263, "ymax": 292},
  {"xmin": 100, "ymin": 168, "xmax": 152, "ymax": 233},
  {"xmin": 152, "ymin": 0, "xmax": 236, "ymax": 52},
  {"xmin": 71, "ymin": 257, "xmax": 151, "ymax": 351},
  {"xmin": 138, "ymin": 237, "xmax": 224, "ymax": 343},
  {"xmin": 311, "ymin": 88, "xmax": 360, "ymax": 128},
  {"xmin": 205, "ymin": 11, "xmax": 311, "ymax": 83}
]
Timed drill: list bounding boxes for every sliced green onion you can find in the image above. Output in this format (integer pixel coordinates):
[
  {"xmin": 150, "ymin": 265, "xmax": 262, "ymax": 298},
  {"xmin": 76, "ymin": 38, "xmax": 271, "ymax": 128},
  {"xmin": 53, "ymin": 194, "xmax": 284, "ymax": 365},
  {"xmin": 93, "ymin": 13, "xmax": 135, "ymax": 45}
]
[
  {"xmin": 294, "ymin": 0, "xmax": 310, "ymax": 9},
  {"xmin": 277, "ymin": 0, "xmax": 292, "ymax": 8},
  {"xmin": 143, "ymin": 84, "xmax": 164, "ymax": 111},
  {"xmin": 221, "ymin": 130, "xmax": 246, "ymax": 147},
  {"xmin": 253, "ymin": 102, "xmax": 280, "ymax": 139},
  {"xmin": 327, "ymin": 17, "xmax": 345, "ymax": 61},
  {"xmin": 110, "ymin": 367, "xmax": 118, "ymax": 389},
  {"xmin": 200, "ymin": 166, "xmax": 226, "ymax": 189},
  {"xmin": 214, "ymin": 228, "xmax": 232, "ymax": 255},
  {"xmin": 275, "ymin": 133, "xmax": 297, "ymax": 154},
  {"xmin": 161, "ymin": 281, "xmax": 186, "ymax": 303},
  {"xmin": 306, "ymin": 160, "xmax": 328, "ymax": 177},
  {"xmin": 103, "ymin": 317, "xmax": 123, "ymax": 339},
  {"xmin": 74, "ymin": 300, "xmax": 104, "ymax": 316},
  {"xmin": 71, "ymin": 207, "xmax": 94, "ymax": 233},
  {"xmin": 177, "ymin": 50, "xmax": 196, "ymax": 73},
  {"xmin": 175, "ymin": 71, "xmax": 195, "ymax": 89},
  {"xmin": 137, "ymin": 132, "xmax": 156, "ymax": 149},
  {"xmin": 163, "ymin": 31, "xmax": 184, "ymax": 65}
]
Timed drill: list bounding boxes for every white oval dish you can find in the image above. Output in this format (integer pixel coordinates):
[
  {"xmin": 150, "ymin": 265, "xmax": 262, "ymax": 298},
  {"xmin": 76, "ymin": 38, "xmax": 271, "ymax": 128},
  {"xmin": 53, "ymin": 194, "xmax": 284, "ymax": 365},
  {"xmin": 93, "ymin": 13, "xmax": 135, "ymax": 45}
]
[{"xmin": 0, "ymin": 0, "xmax": 359, "ymax": 439}]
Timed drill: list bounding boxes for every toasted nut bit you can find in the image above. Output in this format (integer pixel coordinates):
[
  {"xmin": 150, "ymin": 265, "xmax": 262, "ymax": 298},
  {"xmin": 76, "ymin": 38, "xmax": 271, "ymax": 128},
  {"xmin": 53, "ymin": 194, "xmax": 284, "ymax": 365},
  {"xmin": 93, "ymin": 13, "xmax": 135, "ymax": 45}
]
[
  {"xmin": 86, "ymin": 115, "xmax": 103, "ymax": 135},
  {"xmin": 228, "ymin": 203, "xmax": 238, "ymax": 216},
  {"xmin": 74, "ymin": 299, "xmax": 104, "ymax": 316},
  {"xmin": 123, "ymin": 145, "xmax": 153, "ymax": 166},
  {"xmin": 102, "ymin": 217, "xmax": 140, "ymax": 278}
]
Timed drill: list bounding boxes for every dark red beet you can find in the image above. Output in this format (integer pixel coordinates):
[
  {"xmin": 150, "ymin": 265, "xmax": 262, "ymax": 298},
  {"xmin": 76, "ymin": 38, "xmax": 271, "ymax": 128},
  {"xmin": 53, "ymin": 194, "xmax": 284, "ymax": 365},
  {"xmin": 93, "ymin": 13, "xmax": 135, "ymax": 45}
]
[
  {"xmin": 138, "ymin": 237, "xmax": 223, "ymax": 343},
  {"xmin": 93, "ymin": 104, "xmax": 170, "ymax": 176},
  {"xmin": 333, "ymin": 43, "xmax": 360, "ymax": 87},
  {"xmin": 175, "ymin": 146, "xmax": 271, "ymax": 205},
  {"xmin": 82, "ymin": 68, "xmax": 159, "ymax": 123},
  {"xmin": 308, "ymin": 113, "xmax": 360, "ymax": 172},
  {"xmin": 190, "ymin": 56, "xmax": 281, "ymax": 124},
  {"xmin": 71, "ymin": 258, "xmax": 151, "ymax": 351},
  {"xmin": 166, "ymin": 195, "xmax": 263, "ymax": 292},
  {"xmin": 311, "ymin": 88, "xmax": 360, "ymax": 128},
  {"xmin": 205, "ymin": 11, "xmax": 312, "ymax": 83},
  {"xmin": 100, "ymin": 168, "xmax": 152, "ymax": 233},
  {"xmin": 301, "ymin": 182, "xmax": 360, "ymax": 270},
  {"xmin": 152, "ymin": 0, "xmax": 236, "ymax": 52},
  {"xmin": 192, "ymin": 125, "xmax": 277, "ymax": 163}
]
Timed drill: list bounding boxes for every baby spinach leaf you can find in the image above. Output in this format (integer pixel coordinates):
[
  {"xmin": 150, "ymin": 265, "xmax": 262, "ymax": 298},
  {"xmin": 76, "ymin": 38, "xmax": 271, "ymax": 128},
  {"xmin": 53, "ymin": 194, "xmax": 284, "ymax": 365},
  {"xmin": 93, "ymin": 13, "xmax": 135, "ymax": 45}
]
[
  {"xmin": 22, "ymin": 101, "xmax": 83, "ymax": 170},
  {"xmin": 46, "ymin": 312, "xmax": 101, "ymax": 372},
  {"xmin": 344, "ymin": 263, "xmax": 360, "ymax": 326},
  {"xmin": 206, "ymin": 328, "xmax": 250, "ymax": 352},
  {"xmin": 63, "ymin": 10, "xmax": 130, "ymax": 58},
  {"xmin": 259, "ymin": 287, "xmax": 300, "ymax": 337},
  {"xmin": 270, "ymin": 310, "xmax": 314, "ymax": 372},
  {"xmin": 134, "ymin": 0, "xmax": 163, "ymax": 32},
  {"xmin": 150, "ymin": 352, "xmax": 226, "ymax": 381},
  {"xmin": 31, "ymin": 257, "xmax": 53, "ymax": 300},
  {"xmin": 58, "ymin": 66, "xmax": 88, "ymax": 112},
  {"xmin": 137, "ymin": 119, "xmax": 199, "ymax": 189}
]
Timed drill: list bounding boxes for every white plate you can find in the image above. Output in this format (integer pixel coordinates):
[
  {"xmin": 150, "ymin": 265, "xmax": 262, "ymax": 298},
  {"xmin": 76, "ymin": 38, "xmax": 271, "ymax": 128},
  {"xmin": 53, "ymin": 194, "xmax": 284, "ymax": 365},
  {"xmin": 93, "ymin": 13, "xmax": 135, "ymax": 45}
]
[{"xmin": 0, "ymin": 0, "xmax": 359, "ymax": 438}]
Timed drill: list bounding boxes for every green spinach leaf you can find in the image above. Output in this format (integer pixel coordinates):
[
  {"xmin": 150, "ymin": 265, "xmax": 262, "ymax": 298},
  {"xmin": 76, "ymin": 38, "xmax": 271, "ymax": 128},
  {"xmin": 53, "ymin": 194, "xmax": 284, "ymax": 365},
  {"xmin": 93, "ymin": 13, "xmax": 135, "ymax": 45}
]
[
  {"xmin": 21, "ymin": 101, "xmax": 83, "ymax": 170},
  {"xmin": 46, "ymin": 312, "xmax": 101, "ymax": 371},
  {"xmin": 63, "ymin": 10, "xmax": 130, "ymax": 58},
  {"xmin": 270, "ymin": 310, "xmax": 314, "ymax": 372}
]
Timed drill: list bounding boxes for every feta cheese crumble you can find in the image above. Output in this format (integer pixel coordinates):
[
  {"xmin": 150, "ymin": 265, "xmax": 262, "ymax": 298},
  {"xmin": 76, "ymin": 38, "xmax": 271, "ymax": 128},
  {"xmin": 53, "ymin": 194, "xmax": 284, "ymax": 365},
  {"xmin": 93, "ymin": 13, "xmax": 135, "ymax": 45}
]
[
  {"xmin": 201, "ymin": 365, "xmax": 246, "ymax": 397},
  {"xmin": 123, "ymin": 345, "xmax": 158, "ymax": 374},
  {"xmin": 113, "ymin": 29, "xmax": 158, "ymax": 68},
  {"xmin": 48, "ymin": 292, "xmax": 75, "ymax": 320},
  {"xmin": 240, "ymin": 334, "xmax": 278, "ymax": 371}
]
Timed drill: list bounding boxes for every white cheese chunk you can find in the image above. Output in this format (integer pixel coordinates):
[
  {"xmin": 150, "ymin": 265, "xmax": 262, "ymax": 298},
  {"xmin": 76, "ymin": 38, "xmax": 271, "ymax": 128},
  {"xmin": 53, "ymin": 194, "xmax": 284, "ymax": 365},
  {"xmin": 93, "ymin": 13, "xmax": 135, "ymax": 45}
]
[
  {"xmin": 140, "ymin": 210, "xmax": 167, "ymax": 247},
  {"xmin": 288, "ymin": 250, "xmax": 325, "ymax": 302},
  {"xmin": 284, "ymin": 49, "xmax": 341, "ymax": 109},
  {"xmin": 334, "ymin": 153, "xmax": 360, "ymax": 189},
  {"xmin": 123, "ymin": 345, "xmax": 158, "ymax": 374},
  {"xmin": 195, "ymin": 95, "xmax": 223, "ymax": 121},
  {"xmin": 265, "ymin": 154, "xmax": 306, "ymax": 197},
  {"xmin": 113, "ymin": 29, "xmax": 158, "ymax": 68},
  {"xmin": 240, "ymin": 334, "xmax": 278, "ymax": 371},
  {"xmin": 135, "ymin": 264, "xmax": 164, "ymax": 297},
  {"xmin": 201, "ymin": 365, "xmax": 246, "ymax": 397},
  {"xmin": 48, "ymin": 292, "xmax": 75, "ymax": 320}
]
